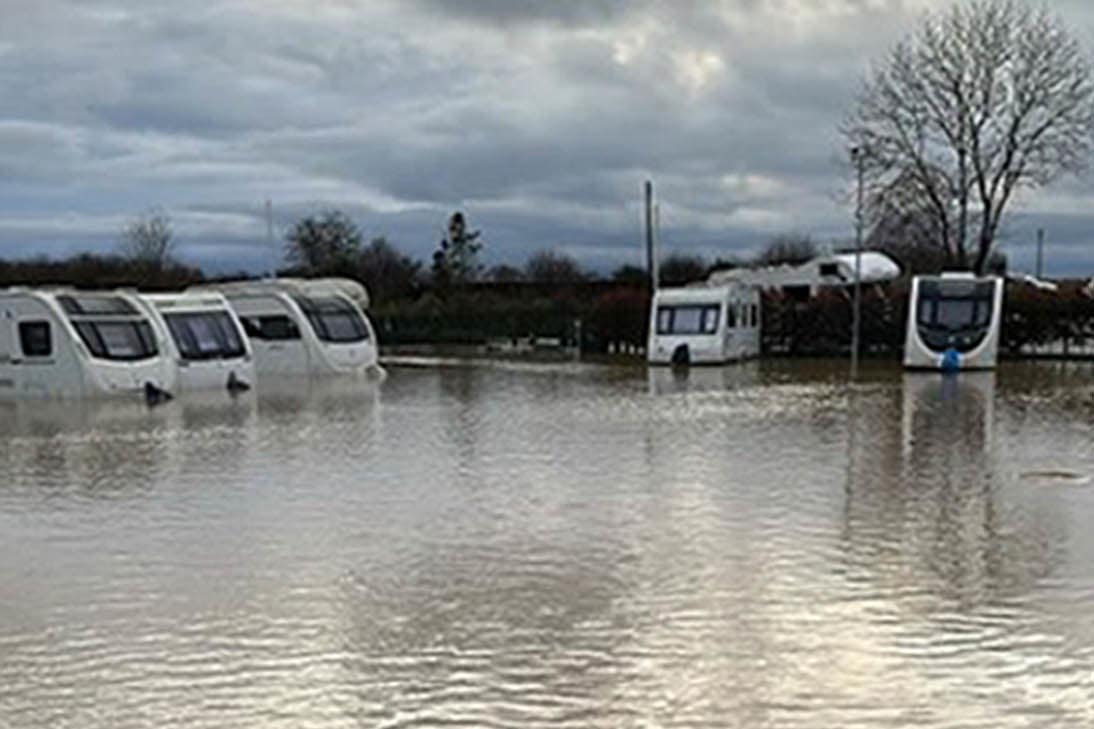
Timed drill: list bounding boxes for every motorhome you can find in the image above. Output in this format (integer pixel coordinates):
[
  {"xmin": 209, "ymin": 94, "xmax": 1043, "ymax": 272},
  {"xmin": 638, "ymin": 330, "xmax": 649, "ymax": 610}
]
[
  {"xmin": 647, "ymin": 284, "xmax": 761, "ymax": 366},
  {"xmin": 903, "ymin": 273, "xmax": 1004, "ymax": 371},
  {"xmin": 197, "ymin": 278, "xmax": 380, "ymax": 377},
  {"xmin": 0, "ymin": 289, "xmax": 175, "ymax": 400},
  {"xmin": 707, "ymin": 251, "xmax": 901, "ymax": 299},
  {"xmin": 134, "ymin": 292, "xmax": 256, "ymax": 392}
]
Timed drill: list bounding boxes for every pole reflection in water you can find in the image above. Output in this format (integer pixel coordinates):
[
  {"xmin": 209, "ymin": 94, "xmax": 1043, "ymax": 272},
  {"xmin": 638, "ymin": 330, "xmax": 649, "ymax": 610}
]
[{"xmin": 2, "ymin": 362, "xmax": 1094, "ymax": 728}]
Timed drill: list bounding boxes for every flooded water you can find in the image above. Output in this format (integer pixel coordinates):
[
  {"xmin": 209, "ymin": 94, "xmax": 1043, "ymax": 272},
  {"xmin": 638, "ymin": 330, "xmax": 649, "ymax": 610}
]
[{"xmin": 2, "ymin": 360, "xmax": 1094, "ymax": 728}]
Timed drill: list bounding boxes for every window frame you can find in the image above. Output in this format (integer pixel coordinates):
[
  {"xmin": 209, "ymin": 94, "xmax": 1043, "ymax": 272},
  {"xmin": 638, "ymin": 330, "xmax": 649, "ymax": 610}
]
[
  {"xmin": 163, "ymin": 311, "xmax": 247, "ymax": 361},
  {"xmin": 18, "ymin": 320, "xmax": 52, "ymax": 358},
  {"xmin": 293, "ymin": 296, "xmax": 370, "ymax": 343}
]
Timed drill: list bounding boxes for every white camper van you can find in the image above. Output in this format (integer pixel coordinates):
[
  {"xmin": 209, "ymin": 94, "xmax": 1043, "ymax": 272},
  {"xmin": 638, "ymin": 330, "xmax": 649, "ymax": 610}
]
[
  {"xmin": 198, "ymin": 278, "xmax": 380, "ymax": 377},
  {"xmin": 647, "ymin": 284, "xmax": 761, "ymax": 366},
  {"xmin": 0, "ymin": 289, "xmax": 175, "ymax": 400},
  {"xmin": 135, "ymin": 292, "xmax": 256, "ymax": 392},
  {"xmin": 904, "ymin": 273, "xmax": 1004, "ymax": 371}
]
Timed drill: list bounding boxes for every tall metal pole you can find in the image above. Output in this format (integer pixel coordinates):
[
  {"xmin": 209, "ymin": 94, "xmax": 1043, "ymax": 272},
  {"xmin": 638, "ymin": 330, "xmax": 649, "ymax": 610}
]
[
  {"xmin": 652, "ymin": 203, "xmax": 660, "ymax": 291},
  {"xmin": 851, "ymin": 148, "xmax": 864, "ymax": 380},
  {"xmin": 265, "ymin": 198, "xmax": 275, "ymax": 279},
  {"xmin": 644, "ymin": 180, "xmax": 655, "ymax": 294},
  {"xmin": 1036, "ymin": 228, "xmax": 1044, "ymax": 279}
]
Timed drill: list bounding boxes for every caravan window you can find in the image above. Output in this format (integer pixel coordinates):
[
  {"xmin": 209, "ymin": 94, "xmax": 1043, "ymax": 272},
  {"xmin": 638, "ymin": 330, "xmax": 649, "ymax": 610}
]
[
  {"xmin": 241, "ymin": 315, "xmax": 301, "ymax": 341},
  {"xmin": 750, "ymin": 304, "xmax": 758, "ymax": 328},
  {"xmin": 656, "ymin": 305, "xmax": 720, "ymax": 335},
  {"xmin": 917, "ymin": 280, "xmax": 995, "ymax": 331},
  {"xmin": 164, "ymin": 312, "xmax": 246, "ymax": 360},
  {"xmin": 58, "ymin": 295, "xmax": 138, "ymax": 316},
  {"xmin": 19, "ymin": 321, "xmax": 52, "ymax": 357},
  {"xmin": 74, "ymin": 321, "xmax": 158, "ymax": 361},
  {"xmin": 726, "ymin": 305, "xmax": 737, "ymax": 328},
  {"xmin": 293, "ymin": 296, "xmax": 370, "ymax": 343}
]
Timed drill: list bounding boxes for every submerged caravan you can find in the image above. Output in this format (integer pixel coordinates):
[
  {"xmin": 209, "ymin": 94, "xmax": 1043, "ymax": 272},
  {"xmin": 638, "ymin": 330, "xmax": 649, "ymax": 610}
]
[
  {"xmin": 134, "ymin": 292, "xmax": 255, "ymax": 393},
  {"xmin": 197, "ymin": 278, "xmax": 381, "ymax": 378},
  {"xmin": 0, "ymin": 277, "xmax": 382, "ymax": 400},
  {"xmin": 647, "ymin": 284, "xmax": 761, "ymax": 366},
  {"xmin": 904, "ymin": 273, "xmax": 1004, "ymax": 371},
  {"xmin": 0, "ymin": 289, "xmax": 174, "ymax": 399}
]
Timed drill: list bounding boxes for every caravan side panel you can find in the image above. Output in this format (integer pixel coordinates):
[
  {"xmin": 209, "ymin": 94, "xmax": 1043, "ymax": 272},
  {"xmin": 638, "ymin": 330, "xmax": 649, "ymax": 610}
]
[{"xmin": 0, "ymin": 295, "xmax": 86, "ymax": 398}]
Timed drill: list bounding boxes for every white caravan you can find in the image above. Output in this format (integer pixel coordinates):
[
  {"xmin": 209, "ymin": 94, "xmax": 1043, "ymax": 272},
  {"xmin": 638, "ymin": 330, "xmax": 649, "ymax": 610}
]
[
  {"xmin": 647, "ymin": 284, "xmax": 761, "ymax": 366},
  {"xmin": 0, "ymin": 289, "xmax": 175, "ymax": 400},
  {"xmin": 707, "ymin": 251, "xmax": 901, "ymax": 298},
  {"xmin": 198, "ymin": 278, "xmax": 380, "ymax": 377},
  {"xmin": 135, "ymin": 292, "xmax": 256, "ymax": 392},
  {"xmin": 904, "ymin": 273, "xmax": 1005, "ymax": 371}
]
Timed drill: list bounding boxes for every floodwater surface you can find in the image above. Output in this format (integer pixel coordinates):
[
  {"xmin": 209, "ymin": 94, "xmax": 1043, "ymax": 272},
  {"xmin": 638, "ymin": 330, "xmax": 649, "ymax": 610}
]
[{"xmin": 2, "ymin": 360, "xmax": 1094, "ymax": 728}]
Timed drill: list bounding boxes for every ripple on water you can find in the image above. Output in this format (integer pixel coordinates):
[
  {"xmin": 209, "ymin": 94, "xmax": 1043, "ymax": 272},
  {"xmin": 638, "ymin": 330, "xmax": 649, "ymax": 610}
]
[{"xmin": 2, "ymin": 362, "xmax": 1094, "ymax": 727}]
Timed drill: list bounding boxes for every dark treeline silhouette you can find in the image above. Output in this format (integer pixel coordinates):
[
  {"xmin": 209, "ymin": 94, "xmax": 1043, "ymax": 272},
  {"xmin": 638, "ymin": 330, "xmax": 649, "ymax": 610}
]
[
  {"xmin": 0, "ymin": 254, "xmax": 204, "ymax": 291},
  {"xmin": 9, "ymin": 204, "xmax": 1079, "ymax": 357}
]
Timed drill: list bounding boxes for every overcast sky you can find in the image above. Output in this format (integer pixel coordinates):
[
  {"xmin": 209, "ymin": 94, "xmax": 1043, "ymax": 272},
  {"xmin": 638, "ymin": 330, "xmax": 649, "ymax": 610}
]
[{"xmin": 3, "ymin": 0, "xmax": 1094, "ymax": 276}]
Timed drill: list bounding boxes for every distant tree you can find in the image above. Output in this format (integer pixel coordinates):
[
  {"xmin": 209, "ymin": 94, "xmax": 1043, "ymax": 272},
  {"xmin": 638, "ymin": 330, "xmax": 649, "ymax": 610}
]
[
  {"xmin": 709, "ymin": 255, "xmax": 745, "ymax": 274},
  {"xmin": 754, "ymin": 234, "xmax": 817, "ymax": 267},
  {"xmin": 356, "ymin": 237, "xmax": 422, "ymax": 302},
  {"xmin": 611, "ymin": 264, "xmax": 649, "ymax": 286},
  {"xmin": 487, "ymin": 264, "xmax": 525, "ymax": 282},
  {"xmin": 432, "ymin": 211, "xmax": 482, "ymax": 288},
  {"xmin": 120, "ymin": 208, "xmax": 174, "ymax": 266},
  {"xmin": 658, "ymin": 254, "xmax": 708, "ymax": 286},
  {"xmin": 867, "ymin": 169, "xmax": 1008, "ymax": 275},
  {"xmin": 843, "ymin": 0, "xmax": 1094, "ymax": 273},
  {"xmin": 524, "ymin": 249, "xmax": 588, "ymax": 283},
  {"xmin": 285, "ymin": 210, "xmax": 362, "ymax": 274}
]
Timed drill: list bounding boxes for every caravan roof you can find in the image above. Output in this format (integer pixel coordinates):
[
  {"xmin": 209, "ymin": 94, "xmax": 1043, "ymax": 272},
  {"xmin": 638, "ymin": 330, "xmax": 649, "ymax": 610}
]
[
  {"xmin": 708, "ymin": 251, "xmax": 901, "ymax": 290},
  {"xmin": 203, "ymin": 278, "xmax": 370, "ymax": 309}
]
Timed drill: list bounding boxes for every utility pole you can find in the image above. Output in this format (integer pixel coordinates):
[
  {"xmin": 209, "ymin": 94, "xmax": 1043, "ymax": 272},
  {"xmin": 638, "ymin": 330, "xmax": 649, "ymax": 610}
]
[
  {"xmin": 652, "ymin": 202, "xmax": 661, "ymax": 291},
  {"xmin": 1036, "ymin": 228, "xmax": 1045, "ymax": 279},
  {"xmin": 644, "ymin": 180, "xmax": 655, "ymax": 294},
  {"xmin": 851, "ymin": 147, "xmax": 865, "ymax": 380},
  {"xmin": 265, "ymin": 199, "xmax": 275, "ymax": 279}
]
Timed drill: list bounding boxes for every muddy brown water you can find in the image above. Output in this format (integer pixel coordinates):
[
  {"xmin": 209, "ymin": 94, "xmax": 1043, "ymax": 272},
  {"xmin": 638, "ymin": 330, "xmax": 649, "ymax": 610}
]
[{"xmin": 2, "ymin": 360, "xmax": 1094, "ymax": 727}]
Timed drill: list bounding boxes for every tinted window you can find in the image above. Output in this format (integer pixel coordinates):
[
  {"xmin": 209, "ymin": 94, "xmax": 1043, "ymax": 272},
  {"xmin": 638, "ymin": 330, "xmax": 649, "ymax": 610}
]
[
  {"xmin": 74, "ymin": 321, "xmax": 158, "ymax": 361},
  {"xmin": 294, "ymin": 296, "xmax": 370, "ymax": 343},
  {"xmin": 241, "ymin": 315, "xmax": 300, "ymax": 341},
  {"xmin": 19, "ymin": 321, "xmax": 51, "ymax": 357},
  {"xmin": 917, "ymin": 280, "xmax": 995, "ymax": 331},
  {"xmin": 656, "ymin": 305, "xmax": 720, "ymax": 335},
  {"xmin": 58, "ymin": 295, "xmax": 137, "ymax": 316},
  {"xmin": 164, "ymin": 312, "xmax": 247, "ymax": 360}
]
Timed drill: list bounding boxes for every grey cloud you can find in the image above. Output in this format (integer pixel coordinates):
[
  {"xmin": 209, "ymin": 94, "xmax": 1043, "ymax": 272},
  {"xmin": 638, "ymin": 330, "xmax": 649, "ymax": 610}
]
[{"xmin": 2, "ymin": 0, "xmax": 1094, "ymax": 276}]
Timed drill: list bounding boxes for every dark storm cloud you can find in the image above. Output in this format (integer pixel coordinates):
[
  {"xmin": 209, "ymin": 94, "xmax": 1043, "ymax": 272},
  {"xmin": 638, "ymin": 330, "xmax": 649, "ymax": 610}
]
[{"xmin": 2, "ymin": 0, "xmax": 1094, "ymax": 276}]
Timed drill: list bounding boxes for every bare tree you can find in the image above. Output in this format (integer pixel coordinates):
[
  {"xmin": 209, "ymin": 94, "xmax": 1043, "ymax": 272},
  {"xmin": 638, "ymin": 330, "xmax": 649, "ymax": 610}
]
[
  {"xmin": 754, "ymin": 234, "xmax": 817, "ymax": 267},
  {"xmin": 524, "ymin": 249, "xmax": 588, "ymax": 283},
  {"xmin": 285, "ymin": 209, "xmax": 362, "ymax": 274},
  {"xmin": 843, "ymin": 0, "xmax": 1094, "ymax": 273},
  {"xmin": 121, "ymin": 208, "xmax": 174, "ymax": 265}
]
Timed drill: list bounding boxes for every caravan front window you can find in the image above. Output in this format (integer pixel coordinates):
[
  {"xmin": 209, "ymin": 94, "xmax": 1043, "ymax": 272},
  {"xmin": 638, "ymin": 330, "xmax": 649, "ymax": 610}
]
[
  {"xmin": 74, "ymin": 321, "xmax": 158, "ymax": 361},
  {"xmin": 241, "ymin": 315, "xmax": 300, "ymax": 341},
  {"xmin": 293, "ymin": 296, "xmax": 370, "ymax": 343},
  {"xmin": 656, "ymin": 305, "xmax": 720, "ymax": 335},
  {"xmin": 164, "ymin": 312, "xmax": 247, "ymax": 360}
]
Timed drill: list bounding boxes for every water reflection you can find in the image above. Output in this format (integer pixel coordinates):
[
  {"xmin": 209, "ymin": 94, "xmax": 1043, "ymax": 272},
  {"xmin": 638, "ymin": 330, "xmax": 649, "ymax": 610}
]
[
  {"xmin": 2, "ymin": 362, "xmax": 1094, "ymax": 727},
  {"xmin": 647, "ymin": 362, "xmax": 761, "ymax": 396}
]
